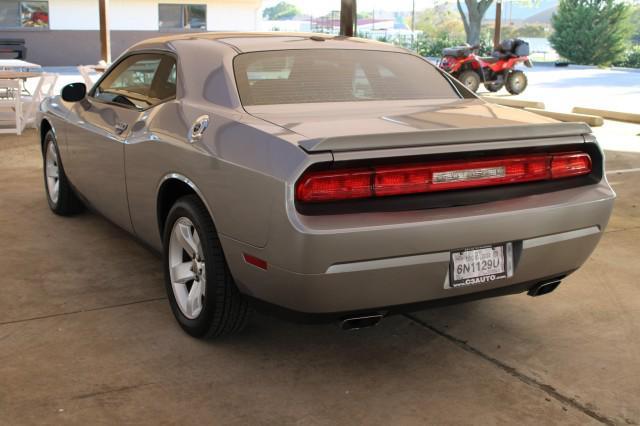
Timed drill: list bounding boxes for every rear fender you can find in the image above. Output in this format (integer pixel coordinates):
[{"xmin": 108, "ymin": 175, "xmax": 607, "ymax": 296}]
[{"xmin": 486, "ymin": 61, "xmax": 505, "ymax": 72}]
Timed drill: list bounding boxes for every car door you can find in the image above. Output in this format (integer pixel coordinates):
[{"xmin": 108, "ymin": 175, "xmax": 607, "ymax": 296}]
[{"xmin": 64, "ymin": 53, "xmax": 175, "ymax": 232}]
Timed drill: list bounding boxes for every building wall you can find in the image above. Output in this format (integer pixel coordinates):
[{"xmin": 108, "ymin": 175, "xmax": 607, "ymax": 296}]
[
  {"xmin": 49, "ymin": 0, "xmax": 99, "ymax": 30},
  {"xmin": 3, "ymin": 0, "xmax": 260, "ymax": 65},
  {"xmin": 49, "ymin": 0, "xmax": 259, "ymax": 31},
  {"xmin": 1, "ymin": 30, "xmax": 179, "ymax": 65}
]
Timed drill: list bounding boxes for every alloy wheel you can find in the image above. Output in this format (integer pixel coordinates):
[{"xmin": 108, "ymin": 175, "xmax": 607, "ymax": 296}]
[
  {"xmin": 45, "ymin": 141, "xmax": 60, "ymax": 204},
  {"xmin": 168, "ymin": 217, "xmax": 207, "ymax": 319}
]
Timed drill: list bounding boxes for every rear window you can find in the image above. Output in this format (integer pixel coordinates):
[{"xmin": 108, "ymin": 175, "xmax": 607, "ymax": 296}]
[{"xmin": 233, "ymin": 49, "xmax": 459, "ymax": 106}]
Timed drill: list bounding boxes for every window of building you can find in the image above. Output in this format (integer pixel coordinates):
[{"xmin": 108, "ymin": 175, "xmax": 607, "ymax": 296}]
[
  {"xmin": 0, "ymin": 1, "xmax": 48, "ymax": 28},
  {"xmin": 158, "ymin": 4, "xmax": 206, "ymax": 30}
]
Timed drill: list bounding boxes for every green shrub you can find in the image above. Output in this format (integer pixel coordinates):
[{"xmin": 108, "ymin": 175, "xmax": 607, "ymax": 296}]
[
  {"xmin": 550, "ymin": 0, "xmax": 632, "ymax": 66},
  {"xmin": 614, "ymin": 45, "xmax": 640, "ymax": 68}
]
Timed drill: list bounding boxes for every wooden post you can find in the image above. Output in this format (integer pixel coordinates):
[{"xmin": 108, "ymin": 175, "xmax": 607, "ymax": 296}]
[
  {"xmin": 340, "ymin": 0, "xmax": 357, "ymax": 37},
  {"xmin": 99, "ymin": 0, "xmax": 111, "ymax": 64},
  {"xmin": 411, "ymin": 0, "xmax": 416, "ymax": 49},
  {"xmin": 493, "ymin": 0, "xmax": 502, "ymax": 49}
]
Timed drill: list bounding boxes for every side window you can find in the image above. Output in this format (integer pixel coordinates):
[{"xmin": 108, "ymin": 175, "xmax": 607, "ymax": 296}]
[
  {"xmin": 154, "ymin": 62, "xmax": 177, "ymax": 100},
  {"xmin": 94, "ymin": 53, "xmax": 177, "ymax": 110}
]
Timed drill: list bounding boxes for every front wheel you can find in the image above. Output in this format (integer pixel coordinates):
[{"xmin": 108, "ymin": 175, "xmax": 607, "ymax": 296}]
[
  {"xmin": 457, "ymin": 70, "xmax": 481, "ymax": 93},
  {"xmin": 506, "ymin": 70, "xmax": 528, "ymax": 95},
  {"xmin": 43, "ymin": 130, "xmax": 83, "ymax": 215},
  {"xmin": 163, "ymin": 195, "xmax": 251, "ymax": 339}
]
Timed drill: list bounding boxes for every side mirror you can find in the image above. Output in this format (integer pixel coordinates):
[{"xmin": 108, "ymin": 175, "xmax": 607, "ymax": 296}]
[{"xmin": 61, "ymin": 83, "xmax": 87, "ymax": 102}]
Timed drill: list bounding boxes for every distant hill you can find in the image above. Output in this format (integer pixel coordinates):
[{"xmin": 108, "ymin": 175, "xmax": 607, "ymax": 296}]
[
  {"xmin": 523, "ymin": 6, "xmax": 557, "ymax": 24},
  {"xmin": 482, "ymin": 0, "xmax": 558, "ymax": 22}
]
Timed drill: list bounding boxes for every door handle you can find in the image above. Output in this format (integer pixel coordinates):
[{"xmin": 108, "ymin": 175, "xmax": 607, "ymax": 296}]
[{"xmin": 114, "ymin": 122, "xmax": 128, "ymax": 135}]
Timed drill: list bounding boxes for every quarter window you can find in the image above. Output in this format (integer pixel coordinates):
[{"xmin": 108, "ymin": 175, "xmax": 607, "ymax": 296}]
[
  {"xmin": 159, "ymin": 4, "xmax": 206, "ymax": 30},
  {"xmin": 94, "ymin": 54, "xmax": 177, "ymax": 110},
  {"xmin": 0, "ymin": 1, "xmax": 48, "ymax": 28}
]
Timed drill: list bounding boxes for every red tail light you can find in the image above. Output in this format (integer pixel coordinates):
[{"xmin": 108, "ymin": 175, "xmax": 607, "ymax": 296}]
[{"xmin": 296, "ymin": 152, "xmax": 592, "ymax": 203}]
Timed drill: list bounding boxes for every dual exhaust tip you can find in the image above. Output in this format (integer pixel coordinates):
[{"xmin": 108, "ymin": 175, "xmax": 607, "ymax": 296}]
[{"xmin": 339, "ymin": 278, "xmax": 562, "ymax": 330}]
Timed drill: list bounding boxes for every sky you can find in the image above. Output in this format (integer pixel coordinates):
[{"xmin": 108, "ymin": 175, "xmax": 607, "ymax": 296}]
[{"xmin": 260, "ymin": 0, "xmax": 439, "ymax": 16}]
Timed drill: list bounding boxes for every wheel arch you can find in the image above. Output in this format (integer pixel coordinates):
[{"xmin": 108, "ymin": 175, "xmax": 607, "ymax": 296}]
[
  {"xmin": 156, "ymin": 174, "xmax": 216, "ymax": 239},
  {"xmin": 39, "ymin": 118, "xmax": 54, "ymax": 154}
]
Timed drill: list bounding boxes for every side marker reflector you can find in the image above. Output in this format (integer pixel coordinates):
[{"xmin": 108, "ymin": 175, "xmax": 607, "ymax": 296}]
[{"xmin": 243, "ymin": 254, "xmax": 268, "ymax": 270}]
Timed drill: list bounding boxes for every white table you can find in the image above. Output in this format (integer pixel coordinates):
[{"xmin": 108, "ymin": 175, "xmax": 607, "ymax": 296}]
[
  {"xmin": 0, "ymin": 70, "xmax": 58, "ymax": 134},
  {"xmin": 0, "ymin": 59, "xmax": 42, "ymax": 71}
]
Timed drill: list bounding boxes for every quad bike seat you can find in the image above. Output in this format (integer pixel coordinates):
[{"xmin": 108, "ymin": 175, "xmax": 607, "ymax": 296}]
[{"xmin": 442, "ymin": 46, "xmax": 473, "ymax": 58}]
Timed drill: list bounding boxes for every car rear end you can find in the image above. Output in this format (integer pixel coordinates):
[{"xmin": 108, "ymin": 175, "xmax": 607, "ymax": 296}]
[{"xmin": 221, "ymin": 45, "xmax": 615, "ymax": 319}]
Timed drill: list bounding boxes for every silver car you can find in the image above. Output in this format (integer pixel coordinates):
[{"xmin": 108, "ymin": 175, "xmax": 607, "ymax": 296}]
[{"xmin": 38, "ymin": 33, "xmax": 615, "ymax": 338}]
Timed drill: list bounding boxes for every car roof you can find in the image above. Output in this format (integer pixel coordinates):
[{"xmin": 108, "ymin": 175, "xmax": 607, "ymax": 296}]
[{"xmin": 132, "ymin": 32, "xmax": 408, "ymax": 54}]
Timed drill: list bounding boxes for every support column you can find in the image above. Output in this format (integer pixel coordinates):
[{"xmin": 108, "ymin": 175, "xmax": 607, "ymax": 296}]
[
  {"xmin": 99, "ymin": 0, "xmax": 111, "ymax": 64},
  {"xmin": 340, "ymin": 0, "xmax": 357, "ymax": 37},
  {"xmin": 494, "ymin": 0, "xmax": 502, "ymax": 49}
]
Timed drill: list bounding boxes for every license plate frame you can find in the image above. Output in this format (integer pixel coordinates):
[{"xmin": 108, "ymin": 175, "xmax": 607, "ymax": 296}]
[{"xmin": 449, "ymin": 243, "xmax": 512, "ymax": 288}]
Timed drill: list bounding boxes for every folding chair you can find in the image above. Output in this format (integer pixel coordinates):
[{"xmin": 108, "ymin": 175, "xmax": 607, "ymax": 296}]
[
  {"xmin": 0, "ymin": 79, "xmax": 22, "ymax": 135},
  {"xmin": 21, "ymin": 73, "xmax": 59, "ymax": 130}
]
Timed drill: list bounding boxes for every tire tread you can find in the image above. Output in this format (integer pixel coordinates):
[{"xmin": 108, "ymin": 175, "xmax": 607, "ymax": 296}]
[
  {"xmin": 44, "ymin": 131, "xmax": 83, "ymax": 216},
  {"xmin": 164, "ymin": 194, "xmax": 251, "ymax": 339}
]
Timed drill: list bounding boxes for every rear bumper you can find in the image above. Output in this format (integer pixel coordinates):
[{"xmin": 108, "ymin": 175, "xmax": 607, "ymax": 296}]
[
  {"xmin": 221, "ymin": 180, "xmax": 615, "ymax": 314},
  {"xmin": 246, "ymin": 275, "xmax": 568, "ymax": 324}
]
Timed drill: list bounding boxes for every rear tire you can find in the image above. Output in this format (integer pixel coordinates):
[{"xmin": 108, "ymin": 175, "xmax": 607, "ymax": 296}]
[
  {"xmin": 457, "ymin": 70, "xmax": 481, "ymax": 93},
  {"xmin": 163, "ymin": 195, "xmax": 251, "ymax": 339},
  {"xmin": 506, "ymin": 70, "xmax": 528, "ymax": 95},
  {"xmin": 43, "ymin": 130, "xmax": 83, "ymax": 215}
]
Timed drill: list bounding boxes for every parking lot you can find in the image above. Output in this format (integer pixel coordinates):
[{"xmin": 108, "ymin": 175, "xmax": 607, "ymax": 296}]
[{"xmin": 0, "ymin": 124, "xmax": 639, "ymax": 424}]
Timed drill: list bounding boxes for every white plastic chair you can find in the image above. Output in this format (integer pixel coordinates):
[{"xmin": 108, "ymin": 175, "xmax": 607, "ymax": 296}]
[
  {"xmin": 78, "ymin": 61, "xmax": 109, "ymax": 87},
  {"xmin": 0, "ymin": 79, "xmax": 22, "ymax": 135},
  {"xmin": 21, "ymin": 73, "xmax": 59, "ymax": 129},
  {"xmin": 78, "ymin": 65, "xmax": 95, "ymax": 87}
]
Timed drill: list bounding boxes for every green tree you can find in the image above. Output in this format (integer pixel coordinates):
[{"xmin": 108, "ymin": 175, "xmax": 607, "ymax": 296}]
[
  {"xmin": 631, "ymin": 4, "xmax": 640, "ymax": 44},
  {"xmin": 457, "ymin": 0, "xmax": 494, "ymax": 45},
  {"xmin": 415, "ymin": 4, "xmax": 466, "ymax": 40},
  {"xmin": 262, "ymin": 1, "xmax": 300, "ymax": 20},
  {"xmin": 550, "ymin": 0, "xmax": 632, "ymax": 65}
]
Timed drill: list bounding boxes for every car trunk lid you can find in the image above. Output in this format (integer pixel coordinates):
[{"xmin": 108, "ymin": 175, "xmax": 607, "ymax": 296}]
[{"xmin": 245, "ymin": 98, "xmax": 591, "ymax": 153}]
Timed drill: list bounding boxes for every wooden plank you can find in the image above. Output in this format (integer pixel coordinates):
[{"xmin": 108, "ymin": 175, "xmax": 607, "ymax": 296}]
[
  {"xmin": 481, "ymin": 96, "xmax": 545, "ymax": 109},
  {"xmin": 572, "ymin": 107, "xmax": 640, "ymax": 124},
  {"xmin": 524, "ymin": 108, "xmax": 604, "ymax": 127}
]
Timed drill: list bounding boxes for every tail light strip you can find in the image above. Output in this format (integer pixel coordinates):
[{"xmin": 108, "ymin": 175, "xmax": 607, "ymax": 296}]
[{"xmin": 296, "ymin": 152, "xmax": 592, "ymax": 203}]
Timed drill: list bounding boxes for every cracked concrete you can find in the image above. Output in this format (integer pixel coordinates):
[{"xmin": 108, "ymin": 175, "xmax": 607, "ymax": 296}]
[{"xmin": 1, "ymin": 129, "xmax": 639, "ymax": 425}]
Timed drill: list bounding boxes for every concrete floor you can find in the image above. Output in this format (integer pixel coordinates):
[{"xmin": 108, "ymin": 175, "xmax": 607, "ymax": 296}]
[
  {"xmin": 476, "ymin": 64, "xmax": 640, "ymax": 115},
  {"xmin": 1, "ymin": 129, "xmax": 639, "ymax": 425}
]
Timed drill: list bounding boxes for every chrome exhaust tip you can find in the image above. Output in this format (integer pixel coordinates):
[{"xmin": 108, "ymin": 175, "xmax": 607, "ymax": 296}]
[
  {"xmin": 340, "ymin": 314, "xmax": 384, "ymax": 331},
  {"xmin": 528, "ymin": 279, "xmax": 562, "ymax": 297}
]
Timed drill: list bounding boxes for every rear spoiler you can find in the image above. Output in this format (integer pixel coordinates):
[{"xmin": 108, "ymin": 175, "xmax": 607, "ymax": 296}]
[{"xmin": 298, "ymin": 122, "xmax": 592, "ymax": 153}]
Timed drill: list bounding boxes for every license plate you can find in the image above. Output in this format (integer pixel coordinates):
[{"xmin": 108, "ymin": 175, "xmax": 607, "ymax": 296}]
[{"xmin": 450, "ymin": 244, "xmax": 511, "ymax": 287}]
